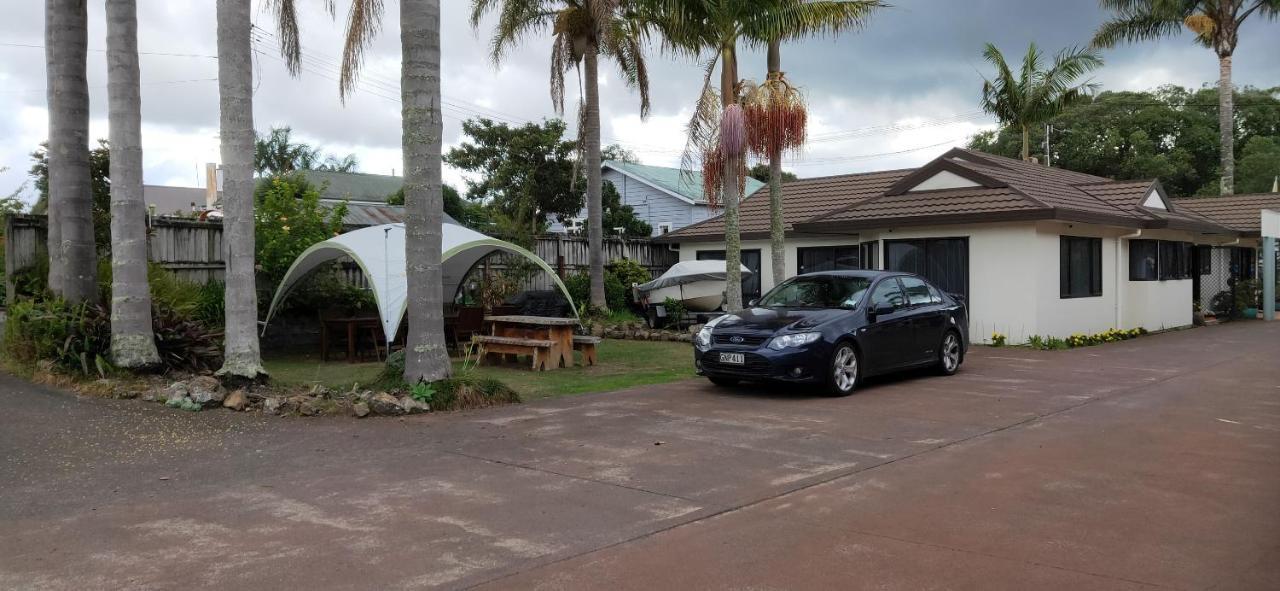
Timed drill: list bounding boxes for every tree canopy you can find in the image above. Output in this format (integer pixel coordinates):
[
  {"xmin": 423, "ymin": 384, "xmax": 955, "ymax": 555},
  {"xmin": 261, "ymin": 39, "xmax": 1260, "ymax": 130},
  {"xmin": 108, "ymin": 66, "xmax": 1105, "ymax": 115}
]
[
  {"xmin": 969, "ymin": 85, "xmax": 1280, "ymax": 197},
  {"xmin": 255, "ymin": 126, "xmax": 359, "ymax": 176},
  {"xmin": 749, "ymin": 163, "xmax": 797, "ymax": 184},
  {"xmin": 28, "ymin": 139, "xmax": 112, "ymax": 251},
  {"xmin": 444, "ymin": 118, "xmax": 585, "ymax": 236}
]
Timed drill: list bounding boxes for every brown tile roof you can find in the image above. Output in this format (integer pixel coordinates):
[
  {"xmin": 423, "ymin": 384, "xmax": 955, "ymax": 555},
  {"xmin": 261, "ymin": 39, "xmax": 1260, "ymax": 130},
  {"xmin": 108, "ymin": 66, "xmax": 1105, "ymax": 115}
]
[
  {"xmin": 658, "ymin": 168, "xmax": 911, "ymax": 242},
  {"xmin": 664, "ymin": 148, "xmax": 1248, "ymax": 240},
  {"xmin": 1173, "ymin": 193, "xmax": 1280, "ymax": 235}
]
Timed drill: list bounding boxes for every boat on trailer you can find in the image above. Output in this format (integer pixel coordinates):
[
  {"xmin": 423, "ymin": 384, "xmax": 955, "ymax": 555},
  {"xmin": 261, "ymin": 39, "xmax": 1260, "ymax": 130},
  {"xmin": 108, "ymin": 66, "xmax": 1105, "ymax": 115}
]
[{"xmin": 633, "ymin": 260, "xmax": 754, "ymax": 326}]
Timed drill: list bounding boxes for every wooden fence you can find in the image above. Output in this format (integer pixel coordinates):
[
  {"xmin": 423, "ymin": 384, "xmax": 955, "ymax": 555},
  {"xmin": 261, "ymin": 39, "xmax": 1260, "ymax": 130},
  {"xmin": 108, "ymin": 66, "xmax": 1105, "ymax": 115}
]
[{"xmin": 4, "ymin": 214, "xmax": 678, "ymax": 301}]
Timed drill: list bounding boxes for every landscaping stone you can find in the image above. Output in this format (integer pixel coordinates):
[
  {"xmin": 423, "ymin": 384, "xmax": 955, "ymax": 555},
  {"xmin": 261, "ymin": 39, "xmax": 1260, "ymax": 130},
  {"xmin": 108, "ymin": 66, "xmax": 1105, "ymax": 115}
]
[
  {"xmin": 141, "ymin": 387, "xmax": 164, "ymax": 402},
  {"xmin": 165, "ymin": 382, "xmax": 190, "ymax": 402},
  {"xmin": 368, "ymin": 392, "xmax": 404, "ymax": 416},
  {"xmin": 352, "ymin": 402, "xmax": 371, "ymax": 418},
  {"xmin": 188, "ymin": 376, "xmax": 225, "ymax": 406},
  {"xmin": 399, "ymin": 396, "xmax": 430, "ymax": 415},
  {"xmin": 590, "ymin": 323, "xmax": 606, "ymax": 337},
  {"xmin": 688, "ymin": 323, "xmax": 703, "ymax": 334},
  {"xmin": 262, "ymin": 396, "xmax": 285, "ymax": 415},
  {"xmin": 222, "ymin": 390, "xmax": 248, "ymax": 411},
  {"xmin": 295, "ymin": 396, "xmax": 322, "ymax": 416}
]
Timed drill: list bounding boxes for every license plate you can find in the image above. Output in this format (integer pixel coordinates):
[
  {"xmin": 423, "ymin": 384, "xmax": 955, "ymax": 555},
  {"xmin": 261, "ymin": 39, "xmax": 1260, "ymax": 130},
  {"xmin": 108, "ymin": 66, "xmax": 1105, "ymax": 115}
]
[{"xmin": 719, "ymin": 352, "xmax": 744, "ymax": 365}]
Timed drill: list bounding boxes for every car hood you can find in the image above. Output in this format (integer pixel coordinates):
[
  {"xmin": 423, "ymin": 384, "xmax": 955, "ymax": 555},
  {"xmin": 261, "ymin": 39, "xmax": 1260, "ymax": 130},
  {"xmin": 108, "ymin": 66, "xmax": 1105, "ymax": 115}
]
[{"xmin": 715, "ymin": 307, "xmax": 847, "ymax": 333}]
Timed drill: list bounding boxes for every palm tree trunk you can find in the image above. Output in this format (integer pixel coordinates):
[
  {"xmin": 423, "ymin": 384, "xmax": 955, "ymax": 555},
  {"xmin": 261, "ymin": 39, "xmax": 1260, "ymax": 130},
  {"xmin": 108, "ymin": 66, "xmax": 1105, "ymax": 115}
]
[
  {"xmin": 584, "ymin": 48, "xmax": 607, "ymax": 311},
  {"xmin": 215, "ymin": 0, "xmax": 267, "ymax": 382},
  {"xmin": 401, "ymin": 0, "xmax": 451, "ymax": 383},
  {"xmin": 1020, "ymin": 124, "xmax": 1029, "ymax": 162},
  {"xmin": 767, "ymin": 39, "xmax": 785, "ymax": 288},
  {"xmin": 1218, "ymin": 52, "xmax": 1234, "ymax": 195},
  {"xmin": 47, "ymin": 0, "xmax": 97, "ymax": 303},
  {"xmin": 721, "ymin": 43, "xmax": 742, "ymax": 312},
  {"xmin": 105, "ymin": 0, "xmax": 159, "ymax": 368},
  {"xmin": 43, "ymin": 2, "xmax": 63, "ymax": 296}
]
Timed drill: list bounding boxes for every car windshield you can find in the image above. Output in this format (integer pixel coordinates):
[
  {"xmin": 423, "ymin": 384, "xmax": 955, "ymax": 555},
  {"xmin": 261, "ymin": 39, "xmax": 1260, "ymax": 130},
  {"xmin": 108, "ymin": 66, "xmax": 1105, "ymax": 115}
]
[{"xmin": 757, "ymin": 276, "xmax": 872, "ymax": 309}]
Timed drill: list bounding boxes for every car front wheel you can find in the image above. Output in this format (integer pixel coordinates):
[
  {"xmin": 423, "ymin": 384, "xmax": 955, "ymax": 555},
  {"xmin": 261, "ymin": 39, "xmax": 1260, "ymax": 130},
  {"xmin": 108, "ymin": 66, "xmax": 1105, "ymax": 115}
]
[
  {"xmin": 937, "ymin": 331, "xmax": 962, "ymax": 375},
  {"xmin": 827, "ymin": 343, "xmax": 860, "ymax": 397}
]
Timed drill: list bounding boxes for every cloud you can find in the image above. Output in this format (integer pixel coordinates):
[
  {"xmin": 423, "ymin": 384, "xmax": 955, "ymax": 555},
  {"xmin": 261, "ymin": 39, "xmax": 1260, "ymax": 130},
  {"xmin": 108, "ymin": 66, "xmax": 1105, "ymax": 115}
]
[{"xmin": 2, "ymin": 0, "xmax": 1276, "ymax": 201}]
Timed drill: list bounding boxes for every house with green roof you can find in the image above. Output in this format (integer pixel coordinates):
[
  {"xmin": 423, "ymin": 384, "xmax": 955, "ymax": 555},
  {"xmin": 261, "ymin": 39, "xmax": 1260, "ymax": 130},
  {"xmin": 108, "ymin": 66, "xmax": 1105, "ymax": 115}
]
[{"xmin": 551, "ymin": 160, "xmax": 766, "ymax": 237}]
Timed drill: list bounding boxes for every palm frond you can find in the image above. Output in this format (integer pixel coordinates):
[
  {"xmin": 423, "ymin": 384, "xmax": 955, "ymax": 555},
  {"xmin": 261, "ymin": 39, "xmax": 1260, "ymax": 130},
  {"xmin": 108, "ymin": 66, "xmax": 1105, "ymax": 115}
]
[
  {"xmin": 680, "ymin": 56, "xmax": 722, "ymax": 191},
  {"xmin": 339, "ymin": 0, "xmax": 384, "ymax": 102},
  {"xmin": 263, "ymin": 0, "xmax": 303, "ymax": 75},
  {"xmin": 741, "ymin": 0, "xmax": 885, "ymax": 45}
]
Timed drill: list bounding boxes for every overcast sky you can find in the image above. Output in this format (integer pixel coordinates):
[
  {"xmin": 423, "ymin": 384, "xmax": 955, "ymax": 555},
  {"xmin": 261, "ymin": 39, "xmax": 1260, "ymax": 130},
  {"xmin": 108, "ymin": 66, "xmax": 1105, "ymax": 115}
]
[{"xmin": 2, "ymin": 1, "xmax": 1277, "ymax": 205}]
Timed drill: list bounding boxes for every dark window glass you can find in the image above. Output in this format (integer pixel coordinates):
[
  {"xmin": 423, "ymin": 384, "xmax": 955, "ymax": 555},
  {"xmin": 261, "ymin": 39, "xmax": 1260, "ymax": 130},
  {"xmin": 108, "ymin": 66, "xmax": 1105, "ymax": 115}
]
[
  {"xmin": 884, "ymin": 238, "xmax": 968, "ymax": 301},
  {"xmin": 1129, "ymin": 239, "xmax": 1158, "ymax": 281},
  {"xmin": 797, "ymin": 245, "xmax": 860, "ymax": 275},
  {"xmin": 1196, "ymin": 245, "xmax": 1212, "ymax": 275},
  {"xmin": 1158, "ymin": 241, "xmax": 1179, "ymax": 280},
  {"xmin": 899, "ymin": 276, "xmax": 935, "ymax": 306},
  {"xmin": 869, "ymin": 279, "xmax": 906, "ymax": 310},
  {"xmin": 1060, "ymin": 236, "xmax": 1102, "ymax": 298},
  {"xmin": 758, "ymin": 276, "xmax": 872, "ymax": 309},
  {"xmin": 697, "ymin": 249, "xmax": 763, "ymax": 301}
]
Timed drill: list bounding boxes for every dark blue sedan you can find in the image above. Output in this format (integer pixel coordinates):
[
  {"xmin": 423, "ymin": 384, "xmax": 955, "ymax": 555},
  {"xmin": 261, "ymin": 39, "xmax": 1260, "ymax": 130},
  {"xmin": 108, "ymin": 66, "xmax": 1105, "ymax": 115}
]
[{"xmin": 694, "ymin": 271, "xmax": 968, "ymax": 396}]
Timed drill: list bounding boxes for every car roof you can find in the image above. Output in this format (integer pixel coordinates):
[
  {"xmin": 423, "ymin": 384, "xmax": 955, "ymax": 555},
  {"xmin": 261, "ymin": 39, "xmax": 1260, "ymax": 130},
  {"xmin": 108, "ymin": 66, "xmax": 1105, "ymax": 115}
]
[{"xmin": 795, "ymin": 270, "xmax": 907, "ymax": 279}]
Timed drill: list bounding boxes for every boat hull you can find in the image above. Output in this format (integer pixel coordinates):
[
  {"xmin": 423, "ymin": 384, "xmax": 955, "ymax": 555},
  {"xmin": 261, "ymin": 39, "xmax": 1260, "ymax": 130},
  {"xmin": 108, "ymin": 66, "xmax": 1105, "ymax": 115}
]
[{"xmin": 643, "ymin": 280, "xmax": 726, "ymax": 313}]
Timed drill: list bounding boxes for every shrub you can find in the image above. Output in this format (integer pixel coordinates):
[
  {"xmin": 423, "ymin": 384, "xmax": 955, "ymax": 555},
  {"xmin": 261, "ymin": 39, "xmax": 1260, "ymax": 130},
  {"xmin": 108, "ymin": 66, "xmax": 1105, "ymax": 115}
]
[
  {"xmin": 662, "ymin": 296, "xmax": 687, "ymax": 329},
  {"xmin": 563, "ymin": 269, "xmax": 627, "ymax": 314},
  {"xmin": 3, "ymin": 299, "xmax": 111, "ymax": 376},
  {"xmin": 1234, "ymin": 279, "xmax": 1261, "ymax": 316},
  {"xmin": 151, "ymin": 307, "xmax": 223, "ymax": 372},
  {"xmin": 255, "ymin": 173, "xmax": 347, "ymax": 289},
  {"xmin": 372, "ymin": 350, "xmax": 520, "ymax": 411},
  {"xmin": 990, "ymin": 332, "xmax": 1007, "ymax": 347},
  {"xmin": 606, "ymin": 259, "xmax": 651, "ymax": 308}
]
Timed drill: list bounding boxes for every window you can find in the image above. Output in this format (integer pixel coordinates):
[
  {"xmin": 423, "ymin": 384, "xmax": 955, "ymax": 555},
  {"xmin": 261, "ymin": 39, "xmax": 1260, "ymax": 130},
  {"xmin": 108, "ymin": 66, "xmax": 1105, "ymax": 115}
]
[
  {"xmin": 1129, "ymin": 239, "xmax": 1158, "ymax": 281},
  {"xmin": 797, "ymin": 245, "xmax": 860, "ymax": 275},
  {"xmin": 1131, "ymin": 239, "xmax": 1195, "ymax": 281},
  {"xmin": 1159, "ymin": 241, "xmax": 1192, "ymax": 280},
  {"xmin": 860, "ymin": 241, "xmax": 879, "ymax": 270},
  {"xmin": 758, "ymin": 276, "xmax": 872, "ymax": 309},
  {"xmin": 697, "ymin": 249, "xmax": 762, "ymax": 301},
  {"xmin": 884, "ymin": 237, "xmax": 968, "ymax": 301},
  {"xmin": 869, "ymin": 279, "xmax": 906, "ymax": 310},
  {"xmin": 898, "ymin": 276, "xmax": 938, "ymax": 306},
  {"xmin": 1196, "ymin": 245, "xmax": 1212, "ymax": 275},
  {"xmin": 657, "ymin": 223, "xmax": 672, "ymax": 235},
  {"xmin": 1060, "ymin": 236, "xmax": 1102, "ymax": 298}
]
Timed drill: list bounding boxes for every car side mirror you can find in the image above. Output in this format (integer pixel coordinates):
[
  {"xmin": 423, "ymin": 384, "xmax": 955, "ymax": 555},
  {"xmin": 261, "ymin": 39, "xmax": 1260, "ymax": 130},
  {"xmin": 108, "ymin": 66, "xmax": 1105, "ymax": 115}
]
[
  {"xmin": 869, "ymin": 303, "xmax": 895, "ymax": 320},
  {"xmin": 747, "ymin": 299, "xmax": 758, "ymax": 307}
]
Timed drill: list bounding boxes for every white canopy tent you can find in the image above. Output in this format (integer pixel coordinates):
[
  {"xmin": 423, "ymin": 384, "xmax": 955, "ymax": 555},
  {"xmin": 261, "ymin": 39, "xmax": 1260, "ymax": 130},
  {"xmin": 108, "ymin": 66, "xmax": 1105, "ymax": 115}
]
[{"xmin": 264, "ymin": 222, "xmax": 577, "ymax": 343}]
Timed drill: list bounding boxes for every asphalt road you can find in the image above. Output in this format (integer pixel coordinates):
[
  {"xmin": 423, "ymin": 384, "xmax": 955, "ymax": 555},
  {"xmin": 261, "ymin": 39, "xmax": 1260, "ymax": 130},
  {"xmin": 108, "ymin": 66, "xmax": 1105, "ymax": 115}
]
[{"xmin": 1, "ymin": 321, "xmax": 1277, "ymax": 590}]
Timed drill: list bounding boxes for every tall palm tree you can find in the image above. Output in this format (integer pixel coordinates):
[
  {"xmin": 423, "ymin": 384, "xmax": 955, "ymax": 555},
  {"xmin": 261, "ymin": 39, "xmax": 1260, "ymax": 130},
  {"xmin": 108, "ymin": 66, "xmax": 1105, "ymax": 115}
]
[
  {"xmin": 471, "ymin": 0, "xmax": 651, "ymax": 313},
  {"xmin": 45, "ymin": 0, "xmax": 98, "ymax": 303},
  {"xmin": 214, "ymin": 0, "xmax": 308, "ymax": 382},
  {"xmin": 979, "ymin": 43, "xmax": 1103, "ymax": 162},
  {"xmin": 1092, "ymin": 0, "xmax": 1280, "ymax": 196},
  {"xmin": 105, "ymin": 0, "xmax": 160, "ymax": 369},
  {"xmin": 339, "ymin": 0, "xmax": 451, "ymax": 382},
  {"xmin": 644, "ymin": 0, "xmax": 880, "ymax": 310}
]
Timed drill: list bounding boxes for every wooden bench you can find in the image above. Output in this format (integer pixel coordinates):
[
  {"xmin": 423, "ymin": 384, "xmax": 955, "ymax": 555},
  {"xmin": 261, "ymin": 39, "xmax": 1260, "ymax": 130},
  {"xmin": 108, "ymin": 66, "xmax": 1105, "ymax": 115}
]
[
  {"xmin": 475, "ymin": 335, "xmax": 556, "ymax": 371},
  {"xmin": 572, "ymin": 335, "xmax": 602, "ymax": 366}
]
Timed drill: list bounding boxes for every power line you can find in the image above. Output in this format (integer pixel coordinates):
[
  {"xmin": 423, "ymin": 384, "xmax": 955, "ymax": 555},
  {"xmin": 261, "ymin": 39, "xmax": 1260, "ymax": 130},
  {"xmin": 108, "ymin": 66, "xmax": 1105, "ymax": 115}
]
[{"xmin": 0, "ymin": 41, "xmax": 218, "ymax": 59}]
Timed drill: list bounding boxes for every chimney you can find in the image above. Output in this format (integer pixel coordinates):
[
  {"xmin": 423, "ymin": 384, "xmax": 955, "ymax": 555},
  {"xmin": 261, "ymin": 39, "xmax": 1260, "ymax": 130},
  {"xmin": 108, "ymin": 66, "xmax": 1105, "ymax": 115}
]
[{"xmin": 204, "ymin": 163, "xmax": 222, "ymax": 208}]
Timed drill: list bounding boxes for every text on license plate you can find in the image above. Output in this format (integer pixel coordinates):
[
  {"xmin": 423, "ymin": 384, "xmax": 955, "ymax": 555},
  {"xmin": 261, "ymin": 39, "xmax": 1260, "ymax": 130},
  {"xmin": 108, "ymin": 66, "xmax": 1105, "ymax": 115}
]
[{"xmin": 718, "ymin": 353, "xmax": 744, "ymax": 364}]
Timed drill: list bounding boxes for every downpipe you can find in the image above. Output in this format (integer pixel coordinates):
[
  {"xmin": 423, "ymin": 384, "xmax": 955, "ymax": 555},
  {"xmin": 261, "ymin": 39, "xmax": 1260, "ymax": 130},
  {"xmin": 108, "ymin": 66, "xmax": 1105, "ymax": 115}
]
[{"xmin": 1116, "ymin": 229, "xmax": 1142, "ymax": 328}]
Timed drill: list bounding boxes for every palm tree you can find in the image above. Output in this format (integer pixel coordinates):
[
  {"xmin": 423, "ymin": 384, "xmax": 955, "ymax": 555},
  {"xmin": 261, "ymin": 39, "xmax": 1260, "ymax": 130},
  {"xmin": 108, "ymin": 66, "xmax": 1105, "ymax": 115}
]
[
  {"xmin": 105, "ymin": 0, "xmax": 160, "ymax": 369},
  {"xmin": 339, "ymin": 0, "xmax": 451, "ymax": 382},
  {"xmin": 45, "ymin": 0, "xmax": 98, "ymax": 303},
  {"xmin": 214, "ymin": 0, "xmax": 309, "ymax": 382},
  {"xmin": 979, "ymin": 43, "xmax": 1103, "ymax": 162},
  {"xmin": 471, "ymin": 0, "xmax": 651, "ymax": 313},
  {"xmin": 1092, "ymin": 1, "xmax": 1280, "ymax": 196},
  {"xmin": 644, "ymin": 0, "xmax": 880, "ymax": 310}
]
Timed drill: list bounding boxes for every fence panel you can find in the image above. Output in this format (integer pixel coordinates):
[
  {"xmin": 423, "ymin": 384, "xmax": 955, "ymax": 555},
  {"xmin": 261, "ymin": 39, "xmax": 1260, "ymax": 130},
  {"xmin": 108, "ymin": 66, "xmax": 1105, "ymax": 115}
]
[{"xmin": 4, "ymin": 214, "xmax": 678, "ymax": 301}]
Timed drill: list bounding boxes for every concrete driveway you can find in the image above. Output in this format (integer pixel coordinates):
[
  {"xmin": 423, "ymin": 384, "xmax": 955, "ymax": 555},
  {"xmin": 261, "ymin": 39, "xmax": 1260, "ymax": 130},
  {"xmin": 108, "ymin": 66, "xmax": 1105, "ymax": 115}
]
[{"xmin": 1, "ymin": 322, "xmax": 1277, "ymax": 590}]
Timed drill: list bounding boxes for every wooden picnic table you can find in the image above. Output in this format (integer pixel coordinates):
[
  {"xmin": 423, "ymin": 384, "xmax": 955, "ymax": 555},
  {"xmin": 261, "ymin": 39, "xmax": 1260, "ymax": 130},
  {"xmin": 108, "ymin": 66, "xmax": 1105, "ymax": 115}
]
[
  {"xmin": 484, "ymin": 315, "xmax": 579, "ymax": 369},
  {"xmin": 320, "ymin": 316, "xmax": 382, "ymax": 363}
]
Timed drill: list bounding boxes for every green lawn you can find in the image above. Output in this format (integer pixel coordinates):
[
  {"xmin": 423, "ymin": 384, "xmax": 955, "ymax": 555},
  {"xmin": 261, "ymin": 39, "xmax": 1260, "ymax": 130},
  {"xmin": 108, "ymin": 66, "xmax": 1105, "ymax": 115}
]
[{"xmin": 263, "ymin": 339, "xmax": 696, "ymax": 402}]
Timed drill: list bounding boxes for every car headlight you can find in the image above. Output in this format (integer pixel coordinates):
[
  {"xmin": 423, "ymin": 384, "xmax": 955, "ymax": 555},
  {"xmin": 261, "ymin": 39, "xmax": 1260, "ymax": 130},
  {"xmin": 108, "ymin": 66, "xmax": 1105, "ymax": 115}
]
[
  {"xmin": 767, "ymin": 332, "xmax": 821, "ymax": 350},
  {"xmin": 695, "ymin": 327, "xmax": 713, "ymax": 350},
  {"xmin": 695, "ymin": 315, "xmax": 727, "ymax": 350}
]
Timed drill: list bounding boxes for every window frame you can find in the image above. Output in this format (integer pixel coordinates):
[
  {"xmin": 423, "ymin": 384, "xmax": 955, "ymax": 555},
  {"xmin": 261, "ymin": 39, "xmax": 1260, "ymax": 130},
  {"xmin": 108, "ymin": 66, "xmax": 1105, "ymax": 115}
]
[
  {"xmin": 1060, "ymin": 235, "xmax": 1103, "ymax": 299},
  {"xmin": 1129, "ymin": 239, "xmax": 1159, "ymax": 282}
]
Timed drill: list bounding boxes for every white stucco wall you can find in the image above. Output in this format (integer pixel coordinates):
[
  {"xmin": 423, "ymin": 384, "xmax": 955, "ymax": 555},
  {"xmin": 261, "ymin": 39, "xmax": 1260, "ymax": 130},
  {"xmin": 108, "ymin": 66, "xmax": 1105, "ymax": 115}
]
[{"xmin": 677, "ymin": 235, "xmax": 865, "ymax": 295}]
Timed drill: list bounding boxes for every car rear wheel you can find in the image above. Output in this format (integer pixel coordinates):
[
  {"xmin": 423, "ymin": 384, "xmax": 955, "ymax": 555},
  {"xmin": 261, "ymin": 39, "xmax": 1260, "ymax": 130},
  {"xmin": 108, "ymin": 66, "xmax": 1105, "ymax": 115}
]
[
  {"xmin": 937, "ymin": 331, "xmax": 962, "ymax": 375},
  {"xmin": 827, "ymin": 343, "xmax": 860, "ymax": 397},
  {"xmin": 708, "ymin": 377, "xmax": 738, "ymax": 388}
]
